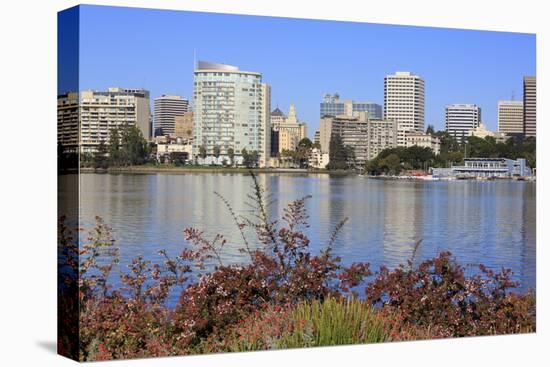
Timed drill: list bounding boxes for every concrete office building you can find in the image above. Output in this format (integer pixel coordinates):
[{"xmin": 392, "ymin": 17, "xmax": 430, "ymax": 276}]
[
  {"xmin": 193, "ymin": 61, "xmax": 270, "ymax": 167},
  {"xmin": 58, "ymin": 87, "xmax": 151, "ymax": 154},
  {"xmin": 384, "ymin": 72, "xmax": 425, "ymax": 146},
  {"xmin": 498, "ymin": 101, "xmax": 524, "ymax": 135},
  {"xmin": 445, "ymin": 104, "xmax": 481, "ymax": 143},
  {"xmin": 154, "ymin": 95, "xmax": 189, "ymax": 137},
  {"xmin": 313, "ymin": 129, "xmax": 321, "ymax": 146},
  {"xmin": 320, "ymin": 93, "xmax": 382, "ymax": 120},
  {"xmin": 523, "ymin": 76, "xmax": 536, "ymax": 137}
]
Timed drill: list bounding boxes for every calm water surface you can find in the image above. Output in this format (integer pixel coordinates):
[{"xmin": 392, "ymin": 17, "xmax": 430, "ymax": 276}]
[{"xmin": 74, "ymin": 173, "xmax": 536, "ymax": 306}]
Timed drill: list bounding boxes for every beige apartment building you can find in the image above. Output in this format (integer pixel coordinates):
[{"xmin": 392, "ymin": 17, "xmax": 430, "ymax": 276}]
[
  {"xmin": 384, "ymin": 71, "xmax": 425, "ymax": 146},
  {"xmin": 57, "ymin": 87, "xmax": 151, "ymax": 154},
  {"xmin": 57, "ymin": 92, "xmax": 79, "ymax": 153},
  {"xmin": 498, "ymin": 100, "xmax": 524, "ymax": 135},
  {"xmin": 174, "ymin": 112, "xmax": 194, "ymax": 140},
  {"xmin": 404, "ymin": 132, "xmax": 441, "ymax": 155},
  {"xmin": 321, "ymin": 112, "xmax": 397, "ymax": 166}
]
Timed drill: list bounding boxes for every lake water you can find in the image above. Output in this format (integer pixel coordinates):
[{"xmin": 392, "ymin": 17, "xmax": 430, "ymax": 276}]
[{"xmin": 74, "ymin": 173, "xmax": 536, "ymax": 306}]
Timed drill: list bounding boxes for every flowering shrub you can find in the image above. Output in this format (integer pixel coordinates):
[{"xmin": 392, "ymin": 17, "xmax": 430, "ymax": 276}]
[{"xmin": 57, "ymin": 172, "xmax": 536, "ymax": 361}]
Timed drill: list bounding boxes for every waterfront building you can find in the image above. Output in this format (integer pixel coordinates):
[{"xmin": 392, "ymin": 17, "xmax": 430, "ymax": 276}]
[
  {"xmin": 523, "ymin": 76, "xmax": 536, "ymax": 137},
  {"xmin": 404, "ymin": 132, "xmax": 441, "ymax": 155},
  {"xmin": 384, "ymin": 72, "xmax": 425, "ymax": 146},
  {"xmin": 319, "ymin": 116, "xmax": 333, "ymax": 154},
  {"xmin": 58, "ymin": 87, "xmax": 151, "ymax": 154},
  {"xmin": 366, "ymin": 118, "xmax": 399, "ymax": 160},
  {"xmin": 320, "ymin": 93, "xmax": 382, "ymax": 119},
  {"xmin": 308, "ymin": 147, "xmax": 330, "ymax": 169},
  {"xmin": 323, "ymin": 112, "xmax": 397, "ymax": 166},
  {"xmin": 154, "ymin": 95, "xmax": 189, "ymax": 137},
  {"xmin": 57, "ymin": 91, "xmax": 79, "ymax": 153},
  {"xmin": 193, "ymin": 61, "xmax": 271, "ymax": 167},
  {"xmin": 498, "ymin": 100, "xmax": 524, "ymax": 135},
  {"xmin": 174, "ymin": 112, "xmax": 194, "ymax": 140},
  {"xmin": 451, "ymin": 158, "xmax": 532, "ymax": 178},
  {"xmin": 261, "ymin": 83, "xmax": 272, "ymax": 166},
  {"xmin": 445, "ymin": 104, "xmax": 481, "ymax": 143},
  {"xmin": 156, "ymin": 137, "xmax": 193, "ymax": 161},
  {"xmin": 272, "ymin": 104, "xmax": 307, "ymax": 153}
]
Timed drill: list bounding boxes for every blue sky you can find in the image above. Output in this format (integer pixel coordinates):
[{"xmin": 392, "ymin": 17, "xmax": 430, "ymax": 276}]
[{"xmin": 69, "ymin": 5, "xmax": 536, "ymax": 135}]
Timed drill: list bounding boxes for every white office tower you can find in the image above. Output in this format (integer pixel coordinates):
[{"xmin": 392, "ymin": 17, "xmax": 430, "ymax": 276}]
[{"xmin": 384, "ymin": 71, "xmax": 425, "ymax": 146}]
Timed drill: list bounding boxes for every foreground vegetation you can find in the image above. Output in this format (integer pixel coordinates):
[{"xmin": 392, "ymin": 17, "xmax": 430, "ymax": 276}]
[{"xmin": 58, "ymin": 173, "xmax": 535, "ymax": 361}]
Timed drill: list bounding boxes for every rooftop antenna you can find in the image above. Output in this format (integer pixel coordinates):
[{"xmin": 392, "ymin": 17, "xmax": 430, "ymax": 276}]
[
  {"xmin": 511, "ymin": 90, "xmax": 515, "ymax": 101},
  {"xmin": 193, "ymin": 49, "xmax": 197, "ymax": 69}
]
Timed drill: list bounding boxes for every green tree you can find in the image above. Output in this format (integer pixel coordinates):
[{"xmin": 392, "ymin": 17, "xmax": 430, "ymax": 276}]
[
  {"xmin": 298, "ymin": 137, "xmax": 313, "ymax": 149},
  {"xmin": 213, "ymin": 145, "xmax": 221, "ymax": 165},
  {"xmin": 199, "ymin": 145, "xmax": 207, "ymax": 163},
  {"xmin": 241, "ymin": 149, "xmax": 259, "ymax": 168},
  {"xmin": 241, "ymin": 148, "xmax": 249, "ymax": 168},
  {"xmin": 93, "ymin": 140, "xmax": 109, "ymax": 169},
  {"xmin": 326, "ymin": 134, "xmax": 350, "ymax": 170},
  {"xmin": 123, "ymin": 125, "xmax": 149, "ymax": 165},
  {"xmin": 227, "ymin": 147, "xmax": 235, "ymax": 167},
  {"xmin": 379, "ymin": 153, "xmax": 401, "ymax": 175},
  {"xmin": 426, "ymin": 125, "xmax": 435, "ymax": 135},
  {"xmin": 108, "ymin": 128, "xmax": 121, "ymax": 166}
]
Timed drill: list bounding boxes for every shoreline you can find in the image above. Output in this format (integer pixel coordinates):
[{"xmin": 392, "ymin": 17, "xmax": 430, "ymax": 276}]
[
  {"xmin": 73, "ymin": 166, "xmax": 535, "ymax": 181},
  {"xmin": 73, "ymin": 166, "xmax": 535, "ymax": 182},
  {"xmin": 79, "ymin": 166, "xmax": 354, "ymax": 175}
]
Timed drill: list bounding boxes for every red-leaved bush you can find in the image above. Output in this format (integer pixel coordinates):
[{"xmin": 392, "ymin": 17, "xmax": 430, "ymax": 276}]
[
  {"xmin": 57, "ymin": 172, "xmax": 535, "ymax": 361},
  {"xmin": 366, "ymin": 252, "xmax": 535, "ymax": 339}
]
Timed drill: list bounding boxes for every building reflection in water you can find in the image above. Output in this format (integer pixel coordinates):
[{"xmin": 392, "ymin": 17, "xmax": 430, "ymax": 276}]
[{"xmin": 77, "ymin": 173, "xmax": 536, "ymax": 307}]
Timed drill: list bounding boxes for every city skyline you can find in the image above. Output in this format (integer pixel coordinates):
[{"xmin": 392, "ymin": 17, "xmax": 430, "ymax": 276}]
[{"xmin": 64, "ymin": 5, "xmax": 536, "ymax": 137}]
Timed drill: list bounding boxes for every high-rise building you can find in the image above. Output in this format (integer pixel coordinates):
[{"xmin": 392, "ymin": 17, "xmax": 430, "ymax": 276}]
[
  {"xmin": 313, "ymin": 129, "xmax": 320, "ymax": 147},
  {"xmin": 154, "ymin": 95, "xmax": 189, "ymax": 137},
  {"xmin": 366, "ymin": 119, "xmax": 399, "ymax": 160},
  {"xmin": 174, "ymin": 112, "xmax": 194, "ymax": 140},
  {"xmin": 321, "ymin": 112, "xmax": 397, "ymax": 166},
  {"xmin": 523, "ymin": 76, "xmax": 536, "ymax": 137},
  {"xmin": 193, "ymin": 61, "xmax": 270, "ymax": 167},
  {"xmin": 498, "ymin": 101, "xmax": 524, "ymax": 135},
  {"xmin": 320, "ymin": 93, "xmax": 382, "ymax": 120},
  {"xmin": 58, "ymin": 87, "xmax": 151, "ymax": 154},
  {"xmin": 384, "ymin": 71, "xmax": 425, "ymax": 146},
  {"xmin": 261, "ymin": 83, "xmax": 272, "ymax": 166},
  {"xmin": 57, "ymin": 91, "xmax": 79, "ymax": 153},
  {"xmin": 445, "ymin": 104, "xmax": 481, "ymax": 143}
]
